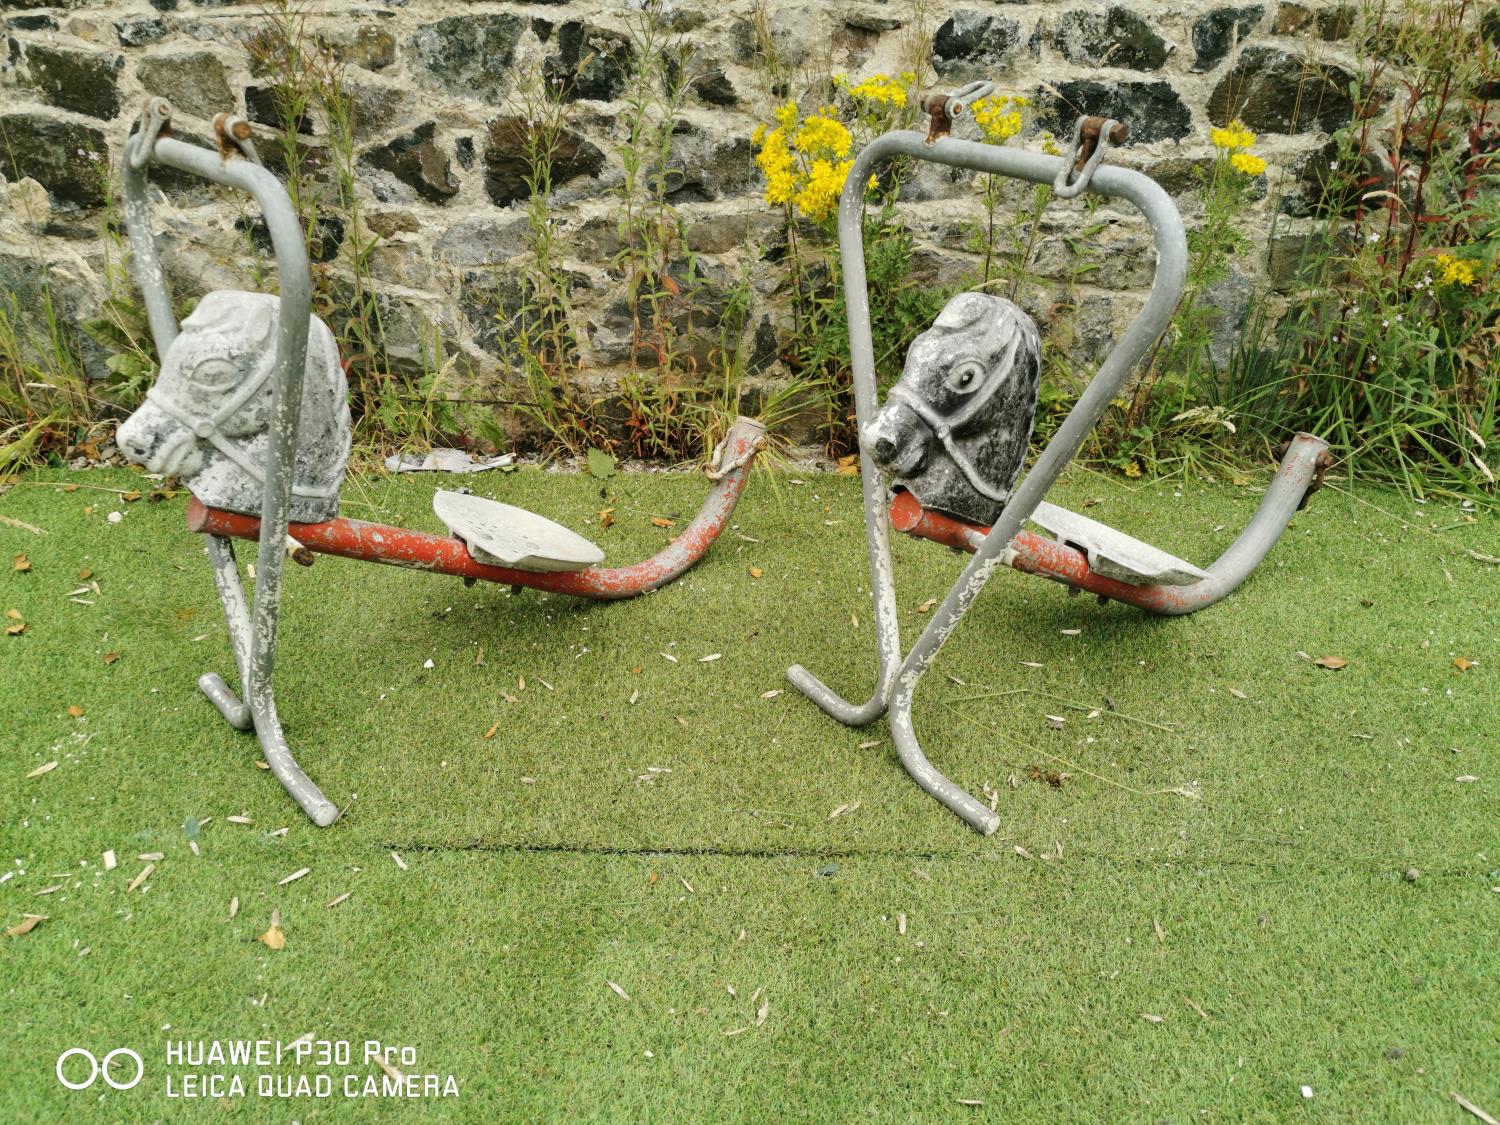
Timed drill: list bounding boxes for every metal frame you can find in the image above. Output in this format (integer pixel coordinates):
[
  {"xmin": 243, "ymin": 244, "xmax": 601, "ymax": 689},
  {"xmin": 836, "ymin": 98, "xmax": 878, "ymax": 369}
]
[
  {"xmin": 122, "ymin": 103, "xmax": 765, "ymax": 825},
  {"xmin": 787, "ymin": 125, "xmax": 1327, "ymax": 834}
]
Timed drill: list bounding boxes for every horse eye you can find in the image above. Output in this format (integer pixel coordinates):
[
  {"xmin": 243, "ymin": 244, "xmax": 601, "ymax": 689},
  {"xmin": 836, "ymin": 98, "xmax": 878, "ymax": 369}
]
[
  {"xmin": 189, "ymin": 358, "xmax": 239, "ymax": 390},
  {"xmin": 945, "ymin": 362, "xmax": 984, "ymax": 393}
]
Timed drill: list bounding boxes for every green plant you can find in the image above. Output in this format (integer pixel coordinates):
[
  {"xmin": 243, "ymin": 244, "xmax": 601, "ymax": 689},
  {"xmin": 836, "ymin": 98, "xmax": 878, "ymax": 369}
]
[
  {"xmin": 502, "ymin": 64, "xmax": 612, "ymax": 460},
  {"xmin": 247, "ymin": 1, "xmax": 462, "ymax": 456},
  {"xmin": 1227, "ymin": 0, "xmax": 1498, "ymax": 502},
  {"xmin": 0, "ymin": 131, "xmax": 150, "ymax": 473}
]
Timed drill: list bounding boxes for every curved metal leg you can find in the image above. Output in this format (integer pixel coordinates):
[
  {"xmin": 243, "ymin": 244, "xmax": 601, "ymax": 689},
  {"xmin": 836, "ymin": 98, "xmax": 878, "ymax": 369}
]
[
  {"xmin": 201, "ymin": 534, "xmax": 337, "ymax": 823},
  {"xmin": 890, "ymin": 676, "xmax": 1001, "ymax": 835}
]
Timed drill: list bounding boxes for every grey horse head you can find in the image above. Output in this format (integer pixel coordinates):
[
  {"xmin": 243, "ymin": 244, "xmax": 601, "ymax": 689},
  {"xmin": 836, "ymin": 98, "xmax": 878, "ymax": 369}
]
[
  {"xmin": 862, "ymin": 292, "xmax": 1041, "ymax": 526},
  {"xmin": 117, "ymin": 291, "xmax": 351, "ymax": 523}
]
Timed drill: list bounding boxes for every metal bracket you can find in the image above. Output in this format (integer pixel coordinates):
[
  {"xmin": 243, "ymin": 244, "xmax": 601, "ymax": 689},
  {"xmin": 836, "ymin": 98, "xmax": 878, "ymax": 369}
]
[
  {"xmin": 214, "ymin": 112, "xmax": 263, "ymax": 166},
  {"xmin": 1053, "ymin": 115, "xmax": 1129, "ymax": 199},
  {"xmin": 921, "ymin": 81, "xmax": 996, "ymax": 144},
  {"xmin": 129, "ymin": 98, "xmax": 173, "ymax": 171}
]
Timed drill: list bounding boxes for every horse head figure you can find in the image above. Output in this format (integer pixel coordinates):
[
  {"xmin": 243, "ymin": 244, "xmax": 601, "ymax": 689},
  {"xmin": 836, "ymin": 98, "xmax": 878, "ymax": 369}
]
[
  {"xmin": 862, "ymin": 291, "xmax": 1041, "ymax": 526},
  {"xmin": 117, "ymin": 291, "xmax": 351, "ymax": 523}
]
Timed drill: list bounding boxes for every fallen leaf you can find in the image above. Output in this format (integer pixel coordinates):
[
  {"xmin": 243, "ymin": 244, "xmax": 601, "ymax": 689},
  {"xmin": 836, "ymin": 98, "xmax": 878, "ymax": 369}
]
[
  {"xmin": 326, "ymin": 892, "xmax": 351, "ymax": 908},
  {"xmin": 1453, "ymin": 657, "xmax": 1474, "ymax": 672},
  {"xmin": 956, "ymin": 1099, "xmax": 984, "ymax": 1108},
  {"xmin": 257, "ymin": 912, "xmax": 285, "ymax": 951},
  {"xmin": 699, "ymin": 653, "xmax": 721, "ymax": 663},
  {"xmin": 755, "ymin": 998, "xmax": 770, "ymax": 1026},
  {"xmin": 103, "ymin": 651, "xmax": 121, "ymax": 665},
  {"xmin": 126, "ymin": 863, "xmax": 154, "ymax": 892},
  {"xmin": 137, "ymin": 851, "xmax": 163, "ymax": 861},
  {"xmin": 606, "ymin": 980, "xmax": 630, "ymax": 1001},
  {"xmin": 749, "ymin": 566, "xmax": 764, "ymax": 579},
  {"xmin": 586, "ymin": 448, "xmax": 616, "ymax": 480},
  {"xmin": 5, "ymin": 608, "xmax": 22, "ymax": 621},
  {"xmin": 122, "ymin": 491, "xmax": 142, "ymax": 502},
  {"xmin": 1014, "ymin": 845, "xmax": 1035, "ymax": 860},
  {"xmin": 5, "ymin": 914, "xmax": 47, "ymax": 937},
  {"xmin": 835, "ymin": 454, "xmax": 860, "ymax": 476},
  {"xmin": 650, "ymin": 516, "xmax": 676, "ymax": 529},
  {"xmin": 226, "ymin": 815, "xmax": 253, "ymax": 826},
  {"xmin": 1141, "ymin": 1013, "xmax": 1164, "ymax": 1024},
  {"xmin": 1456, "ymin": 775, "xmax": 1478, "ymax": 783},
  {"xmin": 482, "ymin": 721, "xmax": 500, "ymax": 740},
  {"xmin": 1228, "ymin": 687, "xmax": 1247, "ymax": 700},
  {"xmin": 390, "ymin": 851, "xmax": 408, "ymax": 871},
  {"xmin": 1153, "ymin": 918, "xmax": 1165, "ymax": 944},
  {"xmin": 5, "ymin": 622, "xmax": 26, "ymax": 636},
  {"xmin": 1313, "ymin": 655, "xmax": 1348, "ymax": 670},
  {"xmin": 598, "ymin": 507, "xmax": 615, "ymax": 529},
  {"xmin": 1060, "ymin": 628, "xmax": 1081, "ymax": 636},
  {"xmin": 1045, "ymin": 714, "xmax": 1066, "ymax": 730},
  {"xmin": 67, "ymin": 705, "xmax": 84, "ymax": 718},
  {"xmin": 916, "ymin": 597, "xmax": 938, "ymax": 613},
  {"xmin": 12, "ymin": 554, "xmax": 30, "ymax": 573},
  {"xmin": 254, "ymin": 759, "xmax": 270, "ymax": 770},
  {"xmin": 26, "ymin": 761, "xmax": 57, "ymax": 779},
  {"xmin": 760, "ymin": 689, "xmax": 782, "ymax": 699},
  {"xmin": 277, "ymin": 867, "xmax": 310, "ymax": 886},
  {"xmin": 229, "ymin": 896, "xmax": 238, "ymax": 919}
]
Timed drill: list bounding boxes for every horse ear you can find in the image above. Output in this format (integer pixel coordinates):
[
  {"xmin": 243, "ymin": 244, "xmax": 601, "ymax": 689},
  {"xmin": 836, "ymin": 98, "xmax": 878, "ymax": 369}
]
[{"xmin": 932, "ymin": 292, "xmax": 994, "ymax": 332}]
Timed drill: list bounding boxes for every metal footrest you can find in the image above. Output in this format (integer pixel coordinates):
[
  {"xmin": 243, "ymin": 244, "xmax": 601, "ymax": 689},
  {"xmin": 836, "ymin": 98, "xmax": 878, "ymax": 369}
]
[
  {"xmin": 1028, "ymin": 501, "xmax": 1209, "ymax": 587},
  {"xmin": 433, "ymin": 491, "xmax": 604, "ymax": 573}
]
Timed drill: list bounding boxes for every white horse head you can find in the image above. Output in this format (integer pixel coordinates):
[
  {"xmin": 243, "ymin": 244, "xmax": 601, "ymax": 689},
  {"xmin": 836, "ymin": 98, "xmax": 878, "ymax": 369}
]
[
  {"xmin": 861, "ymin": 292, "xmax": 1041, "ymax": 525},
  {"xmin": 117, "ymin": 291, "xmax": 350, "ymax": 523}
]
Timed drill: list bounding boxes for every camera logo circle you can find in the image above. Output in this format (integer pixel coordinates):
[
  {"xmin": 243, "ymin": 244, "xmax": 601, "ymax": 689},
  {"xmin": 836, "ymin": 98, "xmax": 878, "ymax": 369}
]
[{"xmin": 56, "ymin": 1047, "xmax": 144, "ymax": 1091}]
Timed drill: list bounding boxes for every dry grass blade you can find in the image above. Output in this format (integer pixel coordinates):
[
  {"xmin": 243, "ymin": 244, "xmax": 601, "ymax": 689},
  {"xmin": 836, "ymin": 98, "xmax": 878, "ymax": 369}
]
[{"xmin": 1453, "ymin": 1092, "xmax": 1499, "ymax": 1125}]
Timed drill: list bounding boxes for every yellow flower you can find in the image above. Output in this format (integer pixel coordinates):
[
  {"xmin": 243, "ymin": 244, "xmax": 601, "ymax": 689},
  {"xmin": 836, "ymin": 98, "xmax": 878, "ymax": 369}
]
[
  {"xmin": 1434, "ymin": 253, "xmax": 1478, "ymax": 287},
  {"xmin": 1039, "ymin": 131, "xmax": 1061, "ymax": 157},
  {"xmin": 867, "ymin": 173, "xmax": 879, "ymax": 190},
  {"xmin": 754, "ymin": 126, "xmax": 797, "ymax": 206},
  {"xmin": 751, "ymin": 123, "xmax": 767, "ymax": 147},
  {"xmin": 794, "ymin": 158, "xmax": 853, "ymax": 221},
  {"xmin": 793, "ymin": 114, "xmax": 853, "ymax": 160},
  {"xmin": 1210, "ymin": 120, "xmax": 1256, "ymax": 151},
  {"xmin": 972, "ymin": 95, "xmax": 1024, "ymax": 144},
  {"xmin": 846, "ymin": 72, "xmax": 908, "ymax": 108},
  {"xmin": 1230, "ymin": 152, "xmax": 1267, "ymax": 176},
  {"xmin": 1123, "ymin": 459, "xmax": 1143, "ymax": 478},
  {"xmin": 773, "ymin": 100, "xmax": 799, "ymax": 130}
]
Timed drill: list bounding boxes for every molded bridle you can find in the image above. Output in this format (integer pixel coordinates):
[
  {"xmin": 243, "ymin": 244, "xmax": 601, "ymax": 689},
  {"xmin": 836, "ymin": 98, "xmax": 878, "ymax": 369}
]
[{"xmin": 143, "ymin": 352, "xmax": 346, "ymax": 501}]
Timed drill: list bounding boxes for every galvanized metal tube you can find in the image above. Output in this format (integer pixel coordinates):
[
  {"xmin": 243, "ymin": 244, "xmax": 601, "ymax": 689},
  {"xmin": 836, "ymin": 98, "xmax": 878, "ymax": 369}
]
[
  {"xmin": 787, "ymin": 128, "xmax": 1190, "ymax": 832},
  {"xmin": 128, "ymin": 133, "xmax": 337, "ymax": 826},
  {"xmin": 881, "ymin": 137, "xmax": 1187, "ymax": 833}
]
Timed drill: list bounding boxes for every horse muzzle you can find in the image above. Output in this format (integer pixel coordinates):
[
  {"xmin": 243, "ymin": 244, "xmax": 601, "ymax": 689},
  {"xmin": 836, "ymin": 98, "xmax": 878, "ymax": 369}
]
[
  {"xmin": 862, "ymin": 401, "xmax": 930, "ymax": 479},
  {"xmin": 117, "ymin": 401, "xmax": 205, "ymax": 478}
]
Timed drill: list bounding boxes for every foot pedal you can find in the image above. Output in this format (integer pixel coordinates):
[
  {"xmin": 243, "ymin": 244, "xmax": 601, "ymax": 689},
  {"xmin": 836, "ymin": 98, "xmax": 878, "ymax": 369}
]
[
  {"xmin": 1028, "ymin": 501, "xmax": 1209, "ymax": 587},
  {"xmin": 433, "ymin": 491, "xmax": 604, "ymax": 573}
]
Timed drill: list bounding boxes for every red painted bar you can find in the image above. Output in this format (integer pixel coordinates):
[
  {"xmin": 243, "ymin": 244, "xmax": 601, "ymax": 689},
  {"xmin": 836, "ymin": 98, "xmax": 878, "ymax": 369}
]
[
  {"xmin": 188, "ymin": 427, "xmax": 761, "ymax": 600},
  {"xmin": 888, "ymin": 489, "xmax": 1205, "ymax": 612}
]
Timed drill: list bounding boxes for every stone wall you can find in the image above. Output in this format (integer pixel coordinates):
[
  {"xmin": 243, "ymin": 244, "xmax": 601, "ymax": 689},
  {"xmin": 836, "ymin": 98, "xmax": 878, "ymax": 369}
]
[{"xmin": 1, "ymin": 0, "xmax": 1360, "ymax": 445}]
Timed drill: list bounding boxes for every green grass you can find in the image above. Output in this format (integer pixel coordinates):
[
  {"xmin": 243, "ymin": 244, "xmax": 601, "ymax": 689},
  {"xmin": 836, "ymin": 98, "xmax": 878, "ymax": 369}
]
[{"xmin": 1, "ymin": 465, "xmax": 1495, "ymax": 1122}]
